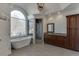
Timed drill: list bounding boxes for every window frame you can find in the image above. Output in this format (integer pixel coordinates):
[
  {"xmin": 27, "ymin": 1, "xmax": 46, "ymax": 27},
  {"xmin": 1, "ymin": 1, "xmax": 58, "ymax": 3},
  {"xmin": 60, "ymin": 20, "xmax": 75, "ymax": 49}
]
[{"xmin": 11, "ymin": 10, "xmax": 28, "ymax": 38}]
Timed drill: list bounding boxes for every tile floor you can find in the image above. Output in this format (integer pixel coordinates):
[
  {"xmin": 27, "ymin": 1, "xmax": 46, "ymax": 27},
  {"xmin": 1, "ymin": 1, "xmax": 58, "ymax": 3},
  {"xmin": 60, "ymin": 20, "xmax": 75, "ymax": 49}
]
[{"xmin": 10, "ymin": 43, "xmax": 79, "ymax": 56}]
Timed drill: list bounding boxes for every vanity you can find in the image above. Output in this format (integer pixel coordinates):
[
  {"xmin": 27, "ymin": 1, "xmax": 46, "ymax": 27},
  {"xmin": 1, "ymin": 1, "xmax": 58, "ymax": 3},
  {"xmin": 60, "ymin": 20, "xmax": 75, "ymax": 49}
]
[
  {"xmin": 44, "ymin": 23, "xmax": 67, "ymax": 48},
  {"xmin": 44, "ymin": 33, "xmax": 67, "ymax": 48}
]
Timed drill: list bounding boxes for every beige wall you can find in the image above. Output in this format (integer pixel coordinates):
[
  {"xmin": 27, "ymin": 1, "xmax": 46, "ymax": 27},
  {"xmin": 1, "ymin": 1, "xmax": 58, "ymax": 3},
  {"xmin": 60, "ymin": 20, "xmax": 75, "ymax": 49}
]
[
  {"xmin": 0, "ymin": 3, "xmax": 11, "ymax": 56},
  {"xmin": 46, "ymin": 12, "xmax": 67, "ymax": 34}
]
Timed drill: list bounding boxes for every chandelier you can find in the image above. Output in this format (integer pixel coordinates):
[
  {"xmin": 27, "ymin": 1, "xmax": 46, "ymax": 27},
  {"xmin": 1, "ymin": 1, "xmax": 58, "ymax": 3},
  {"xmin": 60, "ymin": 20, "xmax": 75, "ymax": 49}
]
[{"xmin": 37, "ymin": 3, "xmax": 44, "ymax": 12}]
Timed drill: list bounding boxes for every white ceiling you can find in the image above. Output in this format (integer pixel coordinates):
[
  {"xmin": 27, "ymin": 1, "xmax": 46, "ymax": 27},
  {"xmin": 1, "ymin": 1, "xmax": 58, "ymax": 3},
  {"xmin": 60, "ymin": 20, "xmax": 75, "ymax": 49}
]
[{"xmin": 12, "ymin": 3, "xmax": 71, "ymax": 16}]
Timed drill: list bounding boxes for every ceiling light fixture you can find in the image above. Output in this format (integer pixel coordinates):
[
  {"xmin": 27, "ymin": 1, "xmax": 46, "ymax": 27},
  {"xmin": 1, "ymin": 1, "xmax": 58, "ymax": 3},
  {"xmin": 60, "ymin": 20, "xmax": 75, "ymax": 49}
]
[{"xmin": 37, "ymin": 3, "xmax": 44, "ymax": 12}]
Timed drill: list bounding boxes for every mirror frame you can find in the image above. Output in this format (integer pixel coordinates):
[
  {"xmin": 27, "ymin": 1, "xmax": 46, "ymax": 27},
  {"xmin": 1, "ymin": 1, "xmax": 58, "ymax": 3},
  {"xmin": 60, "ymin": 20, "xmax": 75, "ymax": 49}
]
[{"xmin": 47, "ymin": 23, "xmax": 55, "ymax": 33}]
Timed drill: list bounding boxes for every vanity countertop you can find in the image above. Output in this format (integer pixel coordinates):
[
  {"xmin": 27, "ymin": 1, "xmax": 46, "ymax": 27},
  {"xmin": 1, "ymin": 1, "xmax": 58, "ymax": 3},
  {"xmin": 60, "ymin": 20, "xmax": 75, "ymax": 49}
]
[{"xmin": 47, "ymin": 33, "xmax": 67, "ymax": 36}]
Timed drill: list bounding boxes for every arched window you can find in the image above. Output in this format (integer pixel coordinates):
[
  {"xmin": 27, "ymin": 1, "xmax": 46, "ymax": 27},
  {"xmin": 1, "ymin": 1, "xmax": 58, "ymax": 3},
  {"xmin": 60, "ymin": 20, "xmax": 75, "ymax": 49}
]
[
  {"xmin": 11, "ymin": 10, "xmax": 25, "ymax": 20},
  {"xmin": 11, "ymin": 10, "xmax": 27, "ymax": 37}
]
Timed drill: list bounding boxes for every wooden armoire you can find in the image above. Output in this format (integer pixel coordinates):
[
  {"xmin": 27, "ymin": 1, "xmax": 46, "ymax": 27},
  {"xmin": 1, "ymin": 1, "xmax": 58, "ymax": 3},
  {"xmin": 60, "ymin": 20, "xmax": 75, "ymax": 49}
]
[{"xmin": 66, "ymin": 14, "xmax": 79, "ymax": 51}]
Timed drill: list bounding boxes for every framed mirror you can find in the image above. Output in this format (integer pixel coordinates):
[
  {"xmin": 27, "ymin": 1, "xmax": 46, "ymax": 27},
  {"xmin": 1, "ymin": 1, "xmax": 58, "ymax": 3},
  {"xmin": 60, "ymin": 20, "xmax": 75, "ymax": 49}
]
[{"xmin": 47, "ymin": 23, "xmax": 55, "ymax": 33}]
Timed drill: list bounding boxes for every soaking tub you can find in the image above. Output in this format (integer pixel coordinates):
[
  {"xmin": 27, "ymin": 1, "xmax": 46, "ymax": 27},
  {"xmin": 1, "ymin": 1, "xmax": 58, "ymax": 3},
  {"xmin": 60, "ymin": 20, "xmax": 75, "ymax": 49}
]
[{"xmin": 11, "ymin": 36, "xmax": 32, "ymax": 49}]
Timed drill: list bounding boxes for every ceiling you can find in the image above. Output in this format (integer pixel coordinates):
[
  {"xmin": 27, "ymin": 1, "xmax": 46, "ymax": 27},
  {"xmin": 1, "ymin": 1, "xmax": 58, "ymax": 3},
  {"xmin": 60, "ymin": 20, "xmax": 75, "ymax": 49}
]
[{"xmin": 12, "ymin": 3, "xmax": 71, "ymax": 16}]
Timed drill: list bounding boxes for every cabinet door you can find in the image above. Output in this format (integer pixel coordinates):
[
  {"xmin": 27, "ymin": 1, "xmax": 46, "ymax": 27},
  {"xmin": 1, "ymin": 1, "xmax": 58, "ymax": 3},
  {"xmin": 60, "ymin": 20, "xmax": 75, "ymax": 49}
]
[
  {"xmin": 44, "ymin": 34, "xmax": 57, "ymax": 45},
  {"xmin": 75, "ymin": 29, "xmax": 79, "ymax": 51},
  {"xmin": 67, "ymin": 15, "xmax": 77, "ymax": 50},
  {"xmin": 75, "ymin": 15, "xmax": 79, "ymax": 50},
  {"xmin": 76, "ymin": 15, "xmax": 79, "ymax": 29},
  {"xmin": 47, "ymin": 35, "xmax": 56, "ymax": 45},
  {"xmin": 66, "ymin": 28, "xmax": 70, "ymax": 49},
  {"xmin": 57, "ymin": 36, "xmax": 65, "ymax": 47},
  {"xmin": 69, "ymin": 29, "xmax": 77, "ymax": 50},
  {"xmin": 67, "ymin": 16, "xmax": 71, "ymax": 29},
  {"xmin": 67, "ymin": 15, "xmax": 77, "ymax": 29},
  {"xmin": 50, "ymin": 35, "xmax": 57, "ymax": 45}
]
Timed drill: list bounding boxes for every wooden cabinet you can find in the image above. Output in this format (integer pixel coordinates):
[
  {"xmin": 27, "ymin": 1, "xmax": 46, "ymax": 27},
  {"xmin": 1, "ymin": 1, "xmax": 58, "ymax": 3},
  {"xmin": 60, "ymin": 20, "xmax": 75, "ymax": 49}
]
[
  {"xmin": 44, "ymin": 34, "xmax": 56, "ymax": 45},
  {"xmin": 44, "ymin": 33, "xmax": 66, "ymax": 48},
  {"xmin": 67, "ymin": 15, "xmax": 77, "ymax": 29},
  {"xmin": 66, "ymin": 14, "xmax": 79, "ymax": 51},
  {"xmin": 44, "ymin": 14, "xmax": 79, "ymax": 51},
  {"xmin": 57, "ymin": 36, "xmax": 65, "ymax": 47}
]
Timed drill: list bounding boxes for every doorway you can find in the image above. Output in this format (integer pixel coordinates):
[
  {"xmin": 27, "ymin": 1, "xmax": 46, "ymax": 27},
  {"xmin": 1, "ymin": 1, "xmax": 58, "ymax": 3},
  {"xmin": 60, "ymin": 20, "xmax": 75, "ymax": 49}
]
[{"xmin": 35, "ymin": 19, "xmax": 43, "ymax": 43}]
